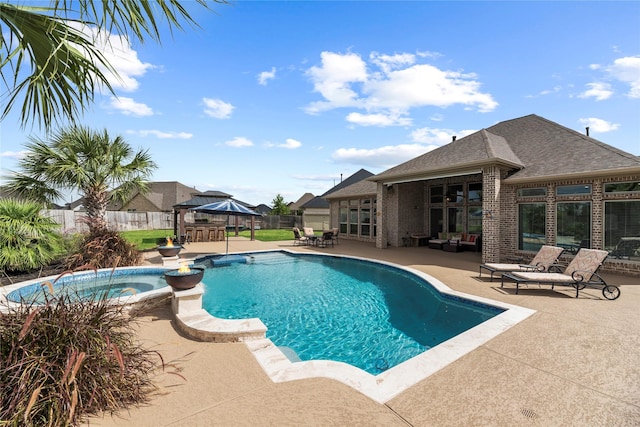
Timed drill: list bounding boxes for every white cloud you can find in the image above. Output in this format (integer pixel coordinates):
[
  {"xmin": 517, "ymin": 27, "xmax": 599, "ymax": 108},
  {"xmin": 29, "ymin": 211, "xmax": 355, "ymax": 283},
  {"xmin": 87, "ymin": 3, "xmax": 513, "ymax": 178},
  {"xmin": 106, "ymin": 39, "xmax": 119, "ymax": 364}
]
[
  {"xmin": 279, "ymin": 138, "xmax": 302, "ymax": 149},
  {"xmin": 72, "ymin": 24, "xmax": 153, "ymax": 93},
  {"xmin": 304, "ymin": 51, "xmax": 497, "ymax": 123},
  {"xmin": 127, "ymin": 130, "xmax": 193, "ymax": 139},
  {"xmin": 304, "ymin": 51, "xmax": 368, "ymax": 114},
  {"xmin": 346, "ymin": 112, "xmax": 412, "ymax": 127},
  {"xmin": 0, "ymin": 150, "xmax": 27, "ymax": 159},
  {"xmin": 579, "ymin": 82, "xmax": 613, "ymax": 101},
  {"xmin": 109, "ymin": 96, "xmax": 153, "ymax": 116},
  {"xmin": 526, "ymin": 85, "xmax": 562, "ymax": 98},
  {"xmin": 264, "ymin": 138, "xmax": 302, "ymax": 149},
  {"xmin": 578, "ymin": 117, "xmax": 620, "ymax": 133},
  {"xmin": 332, "ymin": 144, "xmax": 434, "ymax": 168},
  {"xmin": 203, "ymin": 98, "xmax": 235, "ymax": 119},
  {"xmin": 606, "ymin": 56, "xmax": 640, "ymax": 98},
  {"xmin": 225, "ymin": 137, "xmax": 253, "ymax": 147},
  {"xmin": 410, "ymin": 127, "xmax": 475, "ymax": 145},
  {"xmin": 258, "ymin": 67, "xmax": 276, "ymax": 85}
]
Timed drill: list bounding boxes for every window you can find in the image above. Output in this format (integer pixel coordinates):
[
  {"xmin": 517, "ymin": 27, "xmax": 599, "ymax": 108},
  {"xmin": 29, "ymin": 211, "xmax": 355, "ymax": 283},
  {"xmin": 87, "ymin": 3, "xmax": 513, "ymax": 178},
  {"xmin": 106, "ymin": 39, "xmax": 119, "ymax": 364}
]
[
  {"xmin": 605, "ymin": 200, "xmax": 640, "ymax": 261},
  {"xmin": 468, "ymin": 206, "xmax": 482, "ymax": 233},
  {"xmin": 448, "ymin": 207, "xmax": 464, "ymax": 233},
  {"xmin": 339, "ymin": 201, "xmax": 348, "ymax": 234},
  {"xmin": 468, "ymin": 183, "xmax": 483, "ymax": 202},
  {"xmin": 557, "ymin": 202, "xmax": 591, "ymax": 251},
  {"xmin": 518, "ymin": 203, "xmax": 546, "ymax": 251},
  {"xmin": 604, "ymin": 181, "xmax": 640, "ymax": 193},
  {"xmin": 360, "ymin": 199, "xmax": 371, "ymax": 236},
  {"xmin": 430, "ymin": 208, "xmax": 443, "ymax": 237},
  {"xmin": 430, "ymin": 186, "xmax": 443, "ymax": 204},
  {"xmin": 446, "ymin": 184, "xmax": 464, "ymax": 203},
  {"xmin": 349, "ymin": 204, "xmax": 358, "ymax": 235},
  {"xmin": 342, "ymin": 198, "xmax": 377, "ymax": 238},
  {"xmin": 557, "ymin": 184, "xmax": 591, "ymax": 196},
  {"xmin": 517, "ymin": 187, "xmax": 546, "ymax": 197}
]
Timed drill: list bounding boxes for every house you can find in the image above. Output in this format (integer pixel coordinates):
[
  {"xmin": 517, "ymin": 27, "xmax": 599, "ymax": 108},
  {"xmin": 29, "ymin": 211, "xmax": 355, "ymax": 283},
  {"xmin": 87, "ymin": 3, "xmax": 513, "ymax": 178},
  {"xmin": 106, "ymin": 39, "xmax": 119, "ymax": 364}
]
[
  {"xmin": 253, "ymin": 204, "xmax": 272, "ymax": 215},
  {"xmin": 325, "ymin": 114, "xmax": 640, "ymax": 275},
  {"xmin": 299, "ymin": 196, "xmax": 330, "ymax": 231},
  {"xmin": 298, "ymin": 169, "xmax": 375, "ymax": 231},
  {"xmin": 288, "ymin": 193, "xmax": 315, "ymax": 215},
  {"xmin": 66, "ymin": 181, "xmax": 199, "ymax": 212}
]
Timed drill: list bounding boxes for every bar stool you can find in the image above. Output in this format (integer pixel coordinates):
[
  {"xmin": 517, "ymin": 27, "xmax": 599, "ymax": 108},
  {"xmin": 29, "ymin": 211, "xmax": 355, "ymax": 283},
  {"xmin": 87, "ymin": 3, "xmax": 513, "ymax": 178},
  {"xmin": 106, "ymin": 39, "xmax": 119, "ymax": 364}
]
[
  {"xmin": 217, "ymin": 226, "xmax": 226, "ymax": 241},
  {"xmin": 207, "ymin": 228, "xmax": 218, "ymax": 242},
  {"xmin": 194, "ymin": 228, "xmax": 204, "ymax": 242},
  {"xmin": 184, "ymin": 227, "xmax": 194, "ymax": 243}
]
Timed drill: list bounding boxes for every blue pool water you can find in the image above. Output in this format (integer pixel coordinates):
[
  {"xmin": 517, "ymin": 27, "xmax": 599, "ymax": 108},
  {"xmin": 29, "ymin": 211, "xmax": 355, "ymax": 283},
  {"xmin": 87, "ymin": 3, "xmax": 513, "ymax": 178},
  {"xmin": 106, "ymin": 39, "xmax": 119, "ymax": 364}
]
[
  {"xmin": 7, "ymin": 268, "xmax": 169, "ymax": 303},
  {"xmin": 199, "ymin": 252, "xmax": 503, "ymax": 375}
]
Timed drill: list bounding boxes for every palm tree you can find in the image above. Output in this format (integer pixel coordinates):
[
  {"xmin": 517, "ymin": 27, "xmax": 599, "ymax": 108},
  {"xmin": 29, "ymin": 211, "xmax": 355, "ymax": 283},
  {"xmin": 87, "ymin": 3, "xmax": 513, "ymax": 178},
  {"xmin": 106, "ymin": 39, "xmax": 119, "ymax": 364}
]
[
  {"xmin": 0, "ymin": 0, "xmax": 223, "ymax": 130},
  {"xmin": 6, "ymin": 126, "xmax": 157, "ymax": 234},
  {"xmin": 0, "ymin": 198, "xmax": 64, "ymax": 273}
]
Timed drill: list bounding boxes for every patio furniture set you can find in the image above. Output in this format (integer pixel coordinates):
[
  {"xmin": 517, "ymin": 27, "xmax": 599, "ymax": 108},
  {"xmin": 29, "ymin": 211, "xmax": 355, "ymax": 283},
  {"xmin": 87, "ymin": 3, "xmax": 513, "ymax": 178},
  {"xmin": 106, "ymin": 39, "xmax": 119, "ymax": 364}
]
[
  {"xmin": 427, "ymin": 232, "xmax": 482, "ymax": 252},
  {"xmin": 293, "ymin": 227, "xmax": 337, "ymax": 248}
]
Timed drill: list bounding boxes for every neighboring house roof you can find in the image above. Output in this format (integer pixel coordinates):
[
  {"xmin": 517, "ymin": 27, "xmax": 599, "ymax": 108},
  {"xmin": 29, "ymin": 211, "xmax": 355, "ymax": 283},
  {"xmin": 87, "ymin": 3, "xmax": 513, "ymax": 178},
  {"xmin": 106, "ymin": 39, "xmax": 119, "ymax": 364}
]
[
  {"xmin": 71, "ymin": 181, "xmax": 199, "ymax": 211},
  {"xmin": 301, "ymin": 196, "xmax": 329, "ymax": 209},
  {"xmin": 371, "ymin": 114, "xmax": 640, "ymax": 185},
  {"xmin": 322, "ymin": 169, "xmax": 374, "ymax": 196},
  {"xmin": 254, "ymin": 204, "xmax": 272, "ymax": 214},
  {"xmin": 324, "ymin": 179, "xmax": 378, "ymax": 200},
  {"xmin": 289, "ymin": 193, "xmax": 315, "ymax": 211}
]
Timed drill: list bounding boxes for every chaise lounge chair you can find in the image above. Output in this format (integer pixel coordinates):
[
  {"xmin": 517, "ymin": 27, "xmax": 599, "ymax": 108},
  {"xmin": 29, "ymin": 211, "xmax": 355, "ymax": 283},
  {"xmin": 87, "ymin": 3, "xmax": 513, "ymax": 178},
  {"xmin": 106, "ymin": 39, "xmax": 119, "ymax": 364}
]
[
  {"xmin": 500, "ymin": 248, "xmax": 620, "ymax": 300},
  {"xmin": 479, "ymin": 245, "xmax": 565, "ymax": 281}
]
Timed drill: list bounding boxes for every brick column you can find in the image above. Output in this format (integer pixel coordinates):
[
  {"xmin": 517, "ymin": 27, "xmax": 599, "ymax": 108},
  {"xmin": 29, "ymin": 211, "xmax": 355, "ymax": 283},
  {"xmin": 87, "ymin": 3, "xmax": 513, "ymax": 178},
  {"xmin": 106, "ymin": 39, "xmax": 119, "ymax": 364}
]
[
  {"xmin": 482, "ymin": 166, "xmax": 502, "ymax": 263},
  {"xmin": 376, "ymin": 182, "xmax": 387, "ymax": 249}
]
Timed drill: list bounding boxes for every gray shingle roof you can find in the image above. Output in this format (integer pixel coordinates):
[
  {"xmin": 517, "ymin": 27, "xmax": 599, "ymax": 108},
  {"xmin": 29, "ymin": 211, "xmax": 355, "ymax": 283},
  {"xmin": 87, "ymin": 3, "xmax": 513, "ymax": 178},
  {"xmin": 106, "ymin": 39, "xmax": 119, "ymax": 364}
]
[
  {"xmin": 301, "ymin": 196, "xmax": 329, "ymax": 209},
  {"xmin": 371, "ymin": 114, "xmax": 640, "ymax": 184},
  {"xmin": 324, "ymin": 179, "xmax": 377, "ymax": 199},
  {"xmin": 322, "ymin": 169, "xmax": 374, "ymax": 196}
]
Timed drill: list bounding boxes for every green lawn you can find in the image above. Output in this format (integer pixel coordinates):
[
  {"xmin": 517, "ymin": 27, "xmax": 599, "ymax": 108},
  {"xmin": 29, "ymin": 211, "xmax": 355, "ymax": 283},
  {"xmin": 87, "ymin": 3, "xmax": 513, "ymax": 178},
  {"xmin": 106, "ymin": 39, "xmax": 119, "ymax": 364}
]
[
  {"xmin": 237, "ymin": 229, "xmax": 297, "ymax": 241},
  {"xmin": 120, "ymin": 229, "xmax": 175, "ymax": 250},
  {"xmin": 120, "ymin": 228, "xmax": 296, "ymax": 250}
]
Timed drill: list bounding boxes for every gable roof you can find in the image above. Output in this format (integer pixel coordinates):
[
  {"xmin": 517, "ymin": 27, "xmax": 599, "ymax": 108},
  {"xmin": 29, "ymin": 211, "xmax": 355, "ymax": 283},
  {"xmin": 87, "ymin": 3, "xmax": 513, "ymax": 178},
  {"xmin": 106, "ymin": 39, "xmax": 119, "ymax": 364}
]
[
  {"xmin": 324, "ymin": 178, "xmax": 378, "ymax": 200},
  {"xmin": 73, "ymin": 181, "xmax": 199, "ymax": 211},
  {"xmin": 322, "ymin": 169, "xmax": 375, "ymax": 196},
  {"xmin": 289, "ymin": 193, "xmax": 315, "ymax": 211},
  {"xmin": 301, "ymin": 196, "xmax": 329, "ymax": 209},
  {"xmin": 371, "ymin": 114, "xmax": 640, "ymax": 185}
]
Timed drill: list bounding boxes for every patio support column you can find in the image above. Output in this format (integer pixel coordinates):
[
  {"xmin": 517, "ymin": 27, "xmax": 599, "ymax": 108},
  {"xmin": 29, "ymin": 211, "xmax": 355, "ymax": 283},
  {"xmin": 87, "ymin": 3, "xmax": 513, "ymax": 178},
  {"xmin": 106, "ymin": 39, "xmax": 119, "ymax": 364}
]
[
  {"xmin": 178, "ymin": 208, "xmax": 186, "ymax": 239},
  {"xmin": 376, "ymin": 182, "xmax": 387, "ymax": 249},
  {"xmin": 482, "ymin": 166, "xmax": 502, "ymax": 263}
]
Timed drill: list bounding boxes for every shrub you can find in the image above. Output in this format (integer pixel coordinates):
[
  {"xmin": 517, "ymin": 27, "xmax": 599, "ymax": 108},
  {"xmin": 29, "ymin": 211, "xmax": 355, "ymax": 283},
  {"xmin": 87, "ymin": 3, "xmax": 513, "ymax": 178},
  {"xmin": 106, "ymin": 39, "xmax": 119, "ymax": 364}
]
[
  {"xmin": 64, "ymin": 229, "xmax": 142, "ymax": 270},
  {"xmin": 0, "ymin": 199, "xmax": 65, "ymax": 273},
  {"xmin": 0, "ymin": 286, "xmax": 165, "ymax": 426}
]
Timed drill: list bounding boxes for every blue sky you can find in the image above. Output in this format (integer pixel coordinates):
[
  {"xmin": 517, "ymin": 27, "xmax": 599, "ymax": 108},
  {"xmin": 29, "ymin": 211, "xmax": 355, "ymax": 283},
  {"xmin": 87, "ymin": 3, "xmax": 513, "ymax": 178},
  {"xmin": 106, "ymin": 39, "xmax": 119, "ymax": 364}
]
[{"xmin": 1, "ymin": 1, "xmax": 639, "ymax": 207}]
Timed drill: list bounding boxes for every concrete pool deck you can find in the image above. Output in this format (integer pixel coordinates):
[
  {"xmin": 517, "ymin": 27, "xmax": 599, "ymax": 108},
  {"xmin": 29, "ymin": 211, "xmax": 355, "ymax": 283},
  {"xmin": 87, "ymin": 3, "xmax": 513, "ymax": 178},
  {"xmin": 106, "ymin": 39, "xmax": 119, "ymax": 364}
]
[{"xmin": 87, "ymin": 237, "xmax": 640, "ymax": 426}]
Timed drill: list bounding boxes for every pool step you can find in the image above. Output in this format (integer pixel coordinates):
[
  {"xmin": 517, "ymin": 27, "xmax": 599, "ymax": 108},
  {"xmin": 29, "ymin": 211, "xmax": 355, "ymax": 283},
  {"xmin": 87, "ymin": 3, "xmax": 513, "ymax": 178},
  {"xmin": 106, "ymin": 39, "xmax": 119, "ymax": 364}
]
[{"xmin": 247, "ymin": 253, "xmax": 298, "ymax": 266}]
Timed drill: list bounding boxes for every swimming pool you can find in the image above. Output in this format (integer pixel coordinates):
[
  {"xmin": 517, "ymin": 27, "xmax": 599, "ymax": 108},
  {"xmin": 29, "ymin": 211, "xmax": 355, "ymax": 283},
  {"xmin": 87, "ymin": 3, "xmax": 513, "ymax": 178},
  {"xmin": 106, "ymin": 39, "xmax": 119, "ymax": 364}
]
[
  {"xmin": 2, "ymin": 267, "xmax": 172, "ymax": 306},
  {"xmin": 199, "ymin": 252, "xmax": 504, "ymax": 374}
]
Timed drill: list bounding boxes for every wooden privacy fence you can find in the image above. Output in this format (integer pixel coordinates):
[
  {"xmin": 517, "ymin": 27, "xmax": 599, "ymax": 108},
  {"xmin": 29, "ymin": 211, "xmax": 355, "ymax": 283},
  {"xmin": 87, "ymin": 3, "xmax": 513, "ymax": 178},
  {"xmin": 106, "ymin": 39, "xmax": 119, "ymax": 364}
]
[
  {"xmin": 43, "ymin": 210, "xmax": 303, "ymax": 233},
  {"xmin": 44, "ymin": 210, "xmax": 175, "ymax": 233}
]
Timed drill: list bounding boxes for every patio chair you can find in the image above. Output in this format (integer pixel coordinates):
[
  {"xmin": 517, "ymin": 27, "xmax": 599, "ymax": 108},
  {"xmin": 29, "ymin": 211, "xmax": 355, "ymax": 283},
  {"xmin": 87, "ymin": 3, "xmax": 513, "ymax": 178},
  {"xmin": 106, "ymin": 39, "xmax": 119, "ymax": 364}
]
[
  {"xmin": 316, "ymin": 231, "xmax": 334, "ymax": 248},
  {"xmin": 479, "ymin": 245, "xmax": 565, "ymax": 281},
  {"xmin": 292, "ymin": 227, "xmax": 309, "ymax": 246},
  {"xmin": 331, "ymin": 227, "xmax": 339, "ymax": 245},
  {"xmin": 501, "ymin": 248, "xmax": 620, "ymax": 300}
]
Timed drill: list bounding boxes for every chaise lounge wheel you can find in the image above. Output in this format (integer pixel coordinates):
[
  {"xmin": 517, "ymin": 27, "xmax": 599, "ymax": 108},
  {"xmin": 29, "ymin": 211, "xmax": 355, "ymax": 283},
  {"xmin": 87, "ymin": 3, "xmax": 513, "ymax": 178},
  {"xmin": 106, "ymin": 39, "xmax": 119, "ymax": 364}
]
[{"xmin": 602, "ymin": 286, "xmax": 620, "ymax": 301}]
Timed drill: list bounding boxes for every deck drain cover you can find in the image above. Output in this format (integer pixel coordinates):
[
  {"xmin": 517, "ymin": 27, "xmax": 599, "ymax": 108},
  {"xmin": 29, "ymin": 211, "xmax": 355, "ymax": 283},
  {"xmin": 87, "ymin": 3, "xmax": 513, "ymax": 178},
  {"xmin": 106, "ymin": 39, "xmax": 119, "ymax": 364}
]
[{"xmin": 520, "ymin": 408, "xmax": 539, "ymax": 419}]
